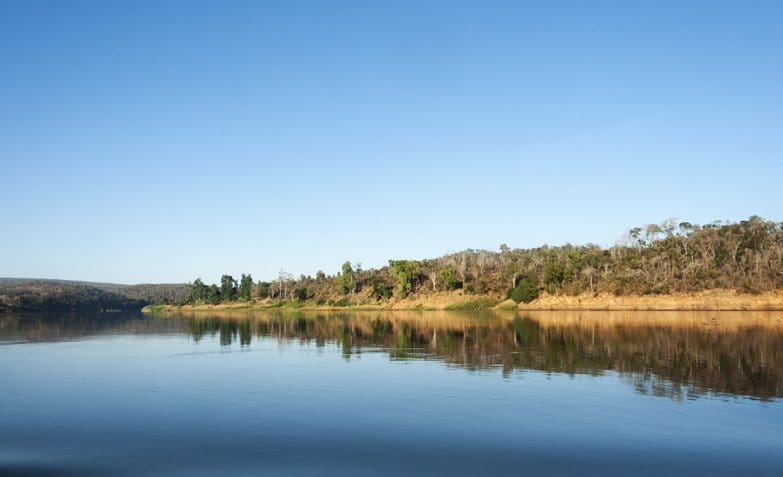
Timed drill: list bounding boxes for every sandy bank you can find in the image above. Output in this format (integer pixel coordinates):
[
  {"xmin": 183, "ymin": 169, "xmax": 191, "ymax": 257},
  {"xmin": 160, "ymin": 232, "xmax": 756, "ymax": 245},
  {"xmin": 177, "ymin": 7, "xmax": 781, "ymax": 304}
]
[
  {"xmin": 144, "ymin": 289, "xmax": 783, "ymax": 313},
  {"xmin": 520, "ymin": 289, "xmax": 783, "ymax": 311}
]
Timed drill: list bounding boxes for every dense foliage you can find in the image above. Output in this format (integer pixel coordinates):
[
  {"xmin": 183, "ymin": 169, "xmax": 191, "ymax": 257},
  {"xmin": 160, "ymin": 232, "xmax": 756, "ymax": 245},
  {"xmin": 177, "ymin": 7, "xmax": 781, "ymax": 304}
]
[
  {"xmin": 0, "ymin": 281, "xmax": 144, "ymax": 312},
  {"xmin": 184, "ymin": 216, "xmax": 783, "ymax": 306},
  {"xmin": 118, "ymin": 283, "xmax": 190, "ymax": 304},
  {"xmin": 0, "ymin": 280, "xmax": 190, "ymax": 313},
  {"xmin": 509, "ymin": 279, "xmax": 539, "ymax": 304}
]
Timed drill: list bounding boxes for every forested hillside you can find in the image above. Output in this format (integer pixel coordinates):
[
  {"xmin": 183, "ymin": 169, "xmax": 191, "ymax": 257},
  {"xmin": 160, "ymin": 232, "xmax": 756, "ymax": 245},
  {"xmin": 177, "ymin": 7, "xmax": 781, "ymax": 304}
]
[
  {"xmin": 185, "ymin": 216, "xmax": 783, "ymax": 306},
  {"xmin": 0, "ymin": 280, "xmax": 190, "ymax": 313},
  {"xmin": 119, "ymin": 283, "xmax": 191, "ymax": 304}
]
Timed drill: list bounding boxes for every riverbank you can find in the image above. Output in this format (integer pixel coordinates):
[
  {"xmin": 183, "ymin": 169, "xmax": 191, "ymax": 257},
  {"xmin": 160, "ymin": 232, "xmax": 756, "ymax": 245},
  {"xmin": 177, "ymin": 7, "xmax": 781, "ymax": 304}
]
[
  {"xmin": 520, "ymin": 289, "xmax": 783, "ymax": 310},
  {"xmin": 143, "ymin": 289, "xmax": 783, "ymax": 313}
]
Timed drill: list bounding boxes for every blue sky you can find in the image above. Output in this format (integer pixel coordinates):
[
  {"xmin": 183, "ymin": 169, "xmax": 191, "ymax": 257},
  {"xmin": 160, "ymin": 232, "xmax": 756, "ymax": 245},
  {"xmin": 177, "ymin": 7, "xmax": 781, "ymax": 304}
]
[{"xmin": 1, "ymin": 1, "xmax": 781, "ymax": 284}]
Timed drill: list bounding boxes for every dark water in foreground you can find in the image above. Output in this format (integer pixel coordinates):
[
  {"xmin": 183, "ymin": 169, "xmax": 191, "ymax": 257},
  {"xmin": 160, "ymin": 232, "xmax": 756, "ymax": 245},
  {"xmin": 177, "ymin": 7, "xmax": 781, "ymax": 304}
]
[{"xmin": 1, "ymin": 310, "xmax": 781, "ymax": 476}]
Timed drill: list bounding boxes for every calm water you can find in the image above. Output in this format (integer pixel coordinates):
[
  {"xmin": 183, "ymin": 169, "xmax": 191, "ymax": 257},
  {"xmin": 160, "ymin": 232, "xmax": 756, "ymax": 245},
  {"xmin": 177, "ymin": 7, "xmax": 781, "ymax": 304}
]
[{"xmin": 1, "ymin": 310, "xmax": 781, "ymax": 476}]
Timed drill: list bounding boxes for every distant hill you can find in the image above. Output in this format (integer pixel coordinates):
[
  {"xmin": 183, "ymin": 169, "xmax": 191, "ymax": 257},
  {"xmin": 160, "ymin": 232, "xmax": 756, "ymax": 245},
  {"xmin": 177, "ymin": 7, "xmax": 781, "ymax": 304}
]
[
  {"xmin": 0, "ymin": 277, "xmax": 126, "ymax": 288},
  {"xmin": 119, "ymin": 283, "xmax": 191, "ymax": 304},
  {"xmin": 0, "ymin": 279, "xmax": 190, "ymax": 313}
]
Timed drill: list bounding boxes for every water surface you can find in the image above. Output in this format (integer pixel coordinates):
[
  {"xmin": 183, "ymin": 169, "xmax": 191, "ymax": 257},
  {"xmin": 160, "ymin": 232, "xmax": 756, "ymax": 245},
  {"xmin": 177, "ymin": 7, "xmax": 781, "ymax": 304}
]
[{"xmin": 1, "ymin": 310, "xmax": 781, "ymax": 476}]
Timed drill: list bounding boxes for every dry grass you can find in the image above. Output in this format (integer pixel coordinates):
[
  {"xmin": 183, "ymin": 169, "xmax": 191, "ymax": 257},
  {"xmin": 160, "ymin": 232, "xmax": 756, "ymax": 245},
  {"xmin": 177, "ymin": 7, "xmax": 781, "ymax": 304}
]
[{"xmin": 520, "ymin": 289, "xmax": 783, "ymax": 311}]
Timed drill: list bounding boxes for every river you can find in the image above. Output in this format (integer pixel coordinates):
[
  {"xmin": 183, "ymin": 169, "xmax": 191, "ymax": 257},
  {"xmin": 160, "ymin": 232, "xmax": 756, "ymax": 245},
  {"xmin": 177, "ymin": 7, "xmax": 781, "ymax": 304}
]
[{"xmin": 1, "ymin": 310, "xmax": 781, "ymax": 476}]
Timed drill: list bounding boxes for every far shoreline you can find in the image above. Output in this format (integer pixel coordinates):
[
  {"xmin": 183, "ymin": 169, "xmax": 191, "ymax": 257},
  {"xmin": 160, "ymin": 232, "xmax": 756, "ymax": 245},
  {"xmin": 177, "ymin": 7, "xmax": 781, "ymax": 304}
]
[{"xmin": 143, "ymin": 289, "xmax": 783, "ymax": 313}]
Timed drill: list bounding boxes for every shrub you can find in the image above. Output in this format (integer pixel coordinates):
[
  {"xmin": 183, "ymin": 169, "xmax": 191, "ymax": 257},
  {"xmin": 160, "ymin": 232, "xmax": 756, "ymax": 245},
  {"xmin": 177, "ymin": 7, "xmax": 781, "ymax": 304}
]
[
  {"xmin": 444, "ymin": 298, "xmax": 498, "ymax": 311},
  {"xmin": 389, "ymin": 260, "xmax": 418, "ymax": 298},
  {"xmin": 479, "ymin": 281, "xmax": 489, "ymax": 294},
  {"xmin": 509, "ymin": 279, "xmax": 539, "ymax": 304},
  {"xmin": 495, "ymin": 300, "xmax": 518, "ymax": 311},
  {"xmin": 293, "ymin": 287, "xmax": 309, "ymax": 301},
  {"xmin": 438, "ymin": 268, "xmax": 459, "ymax": 290},
  {"xmin": 372, "ymin": 280, "xmax": 392, "ymax": 300}
]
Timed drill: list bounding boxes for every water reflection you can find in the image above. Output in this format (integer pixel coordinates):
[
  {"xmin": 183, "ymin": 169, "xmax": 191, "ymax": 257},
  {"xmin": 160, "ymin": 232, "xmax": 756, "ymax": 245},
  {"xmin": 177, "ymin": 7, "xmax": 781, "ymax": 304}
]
[
  {"xmin": 0, "ymin": 312, "xmax": 187, "ymax": 342},
  {"xmin": 176, "ymin": 310, "xmax": 783, "ymax": 400},
  {"xmin": 2, "ymin": 310, "xmax": 782, "ymax": 400}
]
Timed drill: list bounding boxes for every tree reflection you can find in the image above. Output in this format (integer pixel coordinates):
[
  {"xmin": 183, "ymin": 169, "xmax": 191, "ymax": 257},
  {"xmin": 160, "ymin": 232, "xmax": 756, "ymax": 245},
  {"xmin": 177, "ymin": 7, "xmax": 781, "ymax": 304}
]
[
  {"xmin": 8, "ymin": 310, "xmax": 778, "ymax": 401},
  {"xmin": 170, "ymin": 310, "xmax": 783, "ymax": 400}
]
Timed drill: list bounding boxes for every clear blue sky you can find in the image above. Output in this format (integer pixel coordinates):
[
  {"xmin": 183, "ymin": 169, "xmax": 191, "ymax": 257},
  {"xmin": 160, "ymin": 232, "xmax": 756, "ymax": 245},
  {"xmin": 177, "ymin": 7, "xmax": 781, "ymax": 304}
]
[{"xmin": 2, "ymin": 1, "xmax": 781, "ymax": 284}]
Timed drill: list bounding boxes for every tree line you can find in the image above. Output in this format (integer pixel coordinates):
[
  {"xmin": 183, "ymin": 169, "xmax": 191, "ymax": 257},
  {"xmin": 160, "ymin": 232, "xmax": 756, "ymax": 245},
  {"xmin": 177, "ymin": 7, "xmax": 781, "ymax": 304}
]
[{"xmin": 185, "ymin": 216, "xmax": 783, "ymax": 306}]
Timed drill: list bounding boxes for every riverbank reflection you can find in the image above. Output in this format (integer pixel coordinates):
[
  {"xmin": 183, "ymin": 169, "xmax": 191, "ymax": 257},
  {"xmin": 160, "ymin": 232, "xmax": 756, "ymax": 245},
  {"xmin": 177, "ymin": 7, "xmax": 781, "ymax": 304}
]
[{"xmin": 168, "ymin": 309, "xmax": 783, "ymax": 401}]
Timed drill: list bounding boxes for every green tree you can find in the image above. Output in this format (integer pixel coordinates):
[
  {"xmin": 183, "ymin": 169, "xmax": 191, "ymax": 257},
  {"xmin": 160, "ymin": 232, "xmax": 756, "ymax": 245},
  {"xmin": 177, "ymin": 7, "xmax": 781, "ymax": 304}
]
[
  {"xmin": 371, "ymin": 279, "xmax": 392, "ymax": 300},
  {"xmin": 389, "ymin": 260, "xmax": 419, "ymax": 298},
  {"xmin": 238, "ymin": 274, "xmax": 253, "ymax": 301},
  {"xmin": 438, "ymin": 268, "xmax": 459, "ymax": 290},
  {"xmin": 208, "ymin": 284, "xmax": 221, "ymax": 304},
  {"xmin": 628, "ymin": 227, "xmax": 644, "ymax": 249},
  {"xmin": 337, "ymin": 261, "xmax": 354, "ymax": 294},
  {"xmin": 190, "ymin": 278, "xmax": 208, "ymax": 303},
  {"xmin": 256, "ymin": 281, "xmax": 271, "ymax": 299},
  {"xmin": 220, "ymin": 275, "xmax": 237, "ymax": 302},
  {"xmin": 509, "ymin": 278, "xmax": 539, "ymax": 304},
  {"xmin": 543, "ymin": 254, "xmax": 565, "ymax": 292},
  {"xmin": 293, "ymin": 287, "xmax": 309, "ymax": 301}
]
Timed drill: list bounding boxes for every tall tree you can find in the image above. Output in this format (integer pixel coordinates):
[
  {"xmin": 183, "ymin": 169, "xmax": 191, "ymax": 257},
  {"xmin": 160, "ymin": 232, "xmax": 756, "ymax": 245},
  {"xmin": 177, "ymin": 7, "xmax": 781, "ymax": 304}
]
[
  {"xmin": 238, "ymin": 274, "xmax": 253, "ymax": 301},
  {"xmin": 220, "ymin": 275, "xmax": 237, "ymax": 302},
  {"xmin": 190, "ymin": 278, "xmax": 208, "ymax": 303},
  {"xmin": 389, "ymin": 260, "xmax": 419, "ymax": 298},
  {"xmin": 337, "ymin": 261, "xmax": 354, "ymax": 294},
  {"xmin": 208, "ymin": 284, "xmax": 221, "ymax": 304},
  {"xmin": 255, "ymin": 281, "xmax": 271, "ymax": 299}
]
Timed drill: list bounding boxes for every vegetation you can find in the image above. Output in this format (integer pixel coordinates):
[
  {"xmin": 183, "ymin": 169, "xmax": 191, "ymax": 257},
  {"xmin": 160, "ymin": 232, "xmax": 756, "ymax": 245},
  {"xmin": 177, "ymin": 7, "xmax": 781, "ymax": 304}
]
[
  {"xmin": 4, "ymin": 216, "xmax": 781, "ymax": 313},
  {"xmin": 509, "ymin": 279, "xmax": 539, "ymax": 304},
  {"xmin": 388, "ymin": 260, "xmax": 419, "ymax": 299},
  {"xmin": 337, "ymin": 261, "xmax": 355, "ymax": 295},
  {"xmin": 112, "ymin": 283, "xmax": 190, "ymax": 304},
  {"xmin": 238, "ymin": 274, "xmax": 253, "ymax": 301},
  {"xmin": 443, "ymin": 298, "xmax": 498, "ymax": 311},
  {"xmin": 437, "ymin": 268, "xmax": 459, "ymax": 290},
  {"xmin": 0, "ymin": 280, "xmax": 189, "ymax": 313},
  {"xmin": 179, "ymin": 216, "xmax": 783, "ymax": 308}
]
